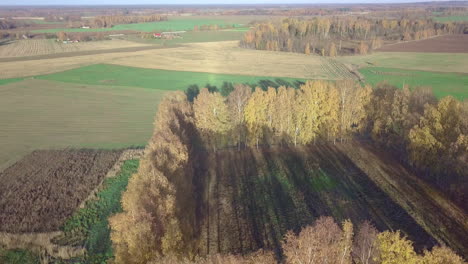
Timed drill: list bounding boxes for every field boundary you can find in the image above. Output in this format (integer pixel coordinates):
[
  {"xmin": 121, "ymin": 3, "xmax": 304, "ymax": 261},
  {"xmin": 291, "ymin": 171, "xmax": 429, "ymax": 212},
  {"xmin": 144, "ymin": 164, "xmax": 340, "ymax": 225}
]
[
  {"xmin": 77, "ymin": 148, "xmax": 144, "ymax": 210},
  {"xmin": 0, "ymin": 149, "xmax": 143, "ymax": 260}
]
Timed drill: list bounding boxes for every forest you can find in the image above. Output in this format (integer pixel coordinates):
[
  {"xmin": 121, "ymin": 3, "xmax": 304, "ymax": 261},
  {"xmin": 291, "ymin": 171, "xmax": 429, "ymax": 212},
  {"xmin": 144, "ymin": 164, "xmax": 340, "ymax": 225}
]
[
  {"xmin": 108, "ymin": 80, "xmax": 467, "ymax": 264},
  {"xmin": 240, "ymin": 17, "xmax": 467, "ymax": 56}
]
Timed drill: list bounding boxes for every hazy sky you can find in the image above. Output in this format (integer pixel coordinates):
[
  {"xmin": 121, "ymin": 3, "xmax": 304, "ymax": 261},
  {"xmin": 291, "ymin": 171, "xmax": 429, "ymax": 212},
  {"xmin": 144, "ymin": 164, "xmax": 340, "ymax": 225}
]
[{"xmin": 0, "ymin": 0, "xmax": 460, "ymax": 6}]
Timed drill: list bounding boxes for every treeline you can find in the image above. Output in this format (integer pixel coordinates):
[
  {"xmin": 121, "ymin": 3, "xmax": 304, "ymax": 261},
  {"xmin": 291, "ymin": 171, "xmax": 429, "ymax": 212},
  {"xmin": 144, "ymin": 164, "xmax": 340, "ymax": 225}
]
[
  {"xmin": 186, "ymin": 81, "xmax": 467, "ymax": 205},
  {"xmin": 0, "ymin": 20, "xmax": 17, "ymax": 30},
  {"xmin": 92, "ymin": 14, "xmax": 168, "ymax": 28},
  {"xmin": 108, "ymin": 81, "xmax": 466, "ymax": 263},
  {"xmin": 151, "ymin": 217, "xmax": 466, "ymax": 263},
  {"xmin": 240, "ymin": 17, "xmax": 465, "ymax": 56}
]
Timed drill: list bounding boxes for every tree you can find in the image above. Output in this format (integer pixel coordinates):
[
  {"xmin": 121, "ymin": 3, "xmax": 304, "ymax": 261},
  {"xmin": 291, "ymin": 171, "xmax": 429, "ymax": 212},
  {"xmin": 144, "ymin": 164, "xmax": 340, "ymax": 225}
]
[
  {"xmin": 110, "ymin": 92, "xmax": 194, "ymax": 264},
  {"xmin": 227, "ymin": 84, "xmax": 252, "ymax": 150},
  {"xmin": 305, "ymin": 43, "xmax": 311, "ymax": 54},
  {"xmin": 244, "ymin": 87, "xmax": 268, "ymax": 148},
  {"xmin": 353, "ymin": 221, "xmax": 378, "ymax": 264},
  {"xmin": 420, "ymin": 246, "xmax": 466, "ymax": 264},
  {"xmin": 408, "ymin": 96, "xmax": 466, "ymax": 176},
  {"xmin": 185, "ymin": 84, "xmax": 200, "ymax": 102},
  {"xmin": 282, "ymin": 216, "xmax": 343, "ymax": 264},
  {"xmin": 57, "ymin": 31, "xmax": 67, "ymax": 41},
  {"xmin": 193, "ymin": 88, "xmax": 231, "ymax": 151},
  {"xmin": 340, "ymin": 220, "xmax": 354, "ymax": 264},
  {"xmin": 337, "ymin": 80, "xmax": 372, "ymax": 142},
  {"xmin": 329, "ymin": 42, "xmax": 337, "ymax": 57},
  {"xmin": 376, "ymin": 231, "xmax": 418, "ymax": 264}
]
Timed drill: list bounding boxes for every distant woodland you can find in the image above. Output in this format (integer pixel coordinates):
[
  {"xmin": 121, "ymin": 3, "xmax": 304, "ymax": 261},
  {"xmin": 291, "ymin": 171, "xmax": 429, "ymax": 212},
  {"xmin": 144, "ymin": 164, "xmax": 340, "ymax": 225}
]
[
  {"xmin": 240, "ymin": 17, "xmax": 467, "ymax": 56},
  {"xmin": 109, "ymin": 80, "xmax": 467, "ymax": 264}
]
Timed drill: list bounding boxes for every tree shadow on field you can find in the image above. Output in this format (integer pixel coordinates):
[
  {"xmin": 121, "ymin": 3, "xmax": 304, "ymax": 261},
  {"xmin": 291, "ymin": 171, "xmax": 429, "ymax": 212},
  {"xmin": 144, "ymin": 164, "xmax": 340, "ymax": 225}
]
[{"xmin": 190, "ymin": 129, "xmax": 436, "ymax": 259}]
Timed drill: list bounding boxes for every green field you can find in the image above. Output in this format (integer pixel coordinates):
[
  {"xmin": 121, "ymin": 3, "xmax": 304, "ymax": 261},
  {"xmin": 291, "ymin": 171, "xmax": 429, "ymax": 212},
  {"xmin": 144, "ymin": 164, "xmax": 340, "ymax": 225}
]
[
  {"xmin": 433, "ymin": 15, "xmax": 468, "ymax": 22},
  {"xmin": 0, "ymin": 77, "xmax": 24, "ymax": 86},
  {"xmin": 0, "ymin": 78, "xmax": 165, "ymax": 171},
  {"xmin": 61, "ymin": 159, "xmax": 139, "ymax": 263},
  {"xmin": 33, "ymin": 18, "xmax": 242, "ymax": 33},
  {"xmin": 37, "ymin": 64, "xmax": 303, "ymax": 90},
  {"xmin": 360, "ymin": 67, "xmax": 468, "ymax": 100},
  {"xmin": 0, "ymin": 64, "xmax": 302, "ymax": 171}
]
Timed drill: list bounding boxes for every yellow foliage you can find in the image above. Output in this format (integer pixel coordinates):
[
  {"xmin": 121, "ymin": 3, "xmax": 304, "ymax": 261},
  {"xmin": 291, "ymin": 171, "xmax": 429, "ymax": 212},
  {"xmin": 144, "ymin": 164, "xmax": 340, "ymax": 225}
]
[{"xmin": 376, "ymin": 231, "xmax": 418, "ymax": 264}]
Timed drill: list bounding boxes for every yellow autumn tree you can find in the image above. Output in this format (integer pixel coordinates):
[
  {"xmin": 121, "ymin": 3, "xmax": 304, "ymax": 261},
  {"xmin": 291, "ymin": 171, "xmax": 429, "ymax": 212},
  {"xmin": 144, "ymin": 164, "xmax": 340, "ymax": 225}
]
[
  {"xmin": 376, "ymin": 231, "xmax": 418, "ymax": 264},
  {"xmin": 194, "ymin": 88, "xmax": 231, "ymax": 151},
  {"xmin": 244, "ymin": 87, "xmax": 268, "ymax": 148},
  {"xmin": 227, "ymin": 84, "xmax": 252, "ymax": 150},
  {"xmin": 420, "ymin": 246, "xmax": 466, "ymax": 264},
  {"xmin": 110, "ymin": 91, "xmax": 193, "ymax": 264}
]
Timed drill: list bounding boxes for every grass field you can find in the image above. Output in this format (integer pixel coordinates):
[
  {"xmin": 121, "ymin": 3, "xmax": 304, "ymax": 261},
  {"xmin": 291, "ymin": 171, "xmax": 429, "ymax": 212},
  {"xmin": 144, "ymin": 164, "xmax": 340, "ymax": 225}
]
[
  {"xmin": 359, "ymin": 67, "xmax": 468, "ymax": 100},
  {"xmin": 337, "ymin": 52, "xmax": 468, "ymax": 74},
  {"xmin": 0, "ymin": 79, "xmax": 166, "ymax": 171},
  {"xmin": 61, "ymin": 159, "xmax": 139, "ymax": 263},
  {"xmin": 433, "ymin": 15, "xmax": 468, "ymax": 22},
  {"xmin": 33, "ymin": 18, "xmax": 241, "ymax": 33},
  {"xmin": 37, "ymin": 64, "xmax": 303, "ymax": 90}
]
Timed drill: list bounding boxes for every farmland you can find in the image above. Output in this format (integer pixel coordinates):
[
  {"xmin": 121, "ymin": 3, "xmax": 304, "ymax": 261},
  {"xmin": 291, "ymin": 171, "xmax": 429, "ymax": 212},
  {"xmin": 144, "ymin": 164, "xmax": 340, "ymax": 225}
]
[
  {"xmin": 359, "ymin": 67, "xmax": 468, "ymax": 100},
  {"xmin": 0, "ymin": 41, "xmax": 354, "ymax": 80},
  {"xmin": 433, "ymin": 15, "xmax": 468, "ymax": 22},
  {"xmin": 0, "ymin": 149, "xmax": 122, "ymax": 233},
  {"xmin": 37, "ymin": 64, "xmax": 304, "ymax": 90},
  {"xmin": 337, "ymin": 51, "xmax": 468, "ymax": 74},
  {"xmin": 126, "ymin": 29, "xmax": 246, "ymax": 45},
  {"xmin": 377, "ymin": 34, "xmax": 468, "ymax": 53},
  {"xmin": 33, "ymin": 17, "xmax": 245, "ymax": 33},
  {"xmin": 0, "ymin": 79, "xmax": 166, "ymax": 171},
  {"xmin": 0, "ymin": 39, "xmax": 152, "ymax": 58}
]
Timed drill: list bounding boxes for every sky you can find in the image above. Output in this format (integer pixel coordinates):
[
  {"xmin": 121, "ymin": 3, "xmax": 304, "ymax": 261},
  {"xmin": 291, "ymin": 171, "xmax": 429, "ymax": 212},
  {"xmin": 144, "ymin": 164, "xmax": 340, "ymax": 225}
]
[{"xmin": 0, "ymin": 0, "xmax": 461, "ymax": 6}]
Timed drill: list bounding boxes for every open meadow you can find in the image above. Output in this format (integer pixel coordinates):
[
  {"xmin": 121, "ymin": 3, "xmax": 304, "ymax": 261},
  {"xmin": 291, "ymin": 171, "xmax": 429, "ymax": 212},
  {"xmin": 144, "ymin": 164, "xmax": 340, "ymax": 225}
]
[
  {"xmin": 359, "ymin": 67, "xmax": 468, "ymax": 100},
  {"xmin": 0, "ymin": 79, "xmax": 166, "ymax": 171}
]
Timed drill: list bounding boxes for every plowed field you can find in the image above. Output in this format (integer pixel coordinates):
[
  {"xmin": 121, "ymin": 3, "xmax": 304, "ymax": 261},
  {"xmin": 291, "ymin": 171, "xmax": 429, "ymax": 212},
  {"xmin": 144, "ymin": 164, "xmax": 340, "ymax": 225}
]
[{"xmin": 0, "ymin": 149, "xmax": 122, "ymax": 233}]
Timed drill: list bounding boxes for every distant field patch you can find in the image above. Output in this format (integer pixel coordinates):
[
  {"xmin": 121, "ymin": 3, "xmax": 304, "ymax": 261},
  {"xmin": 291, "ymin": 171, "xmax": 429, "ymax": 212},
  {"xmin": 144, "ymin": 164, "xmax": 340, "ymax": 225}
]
[
  {"xmin": 0, "ymin": 79, "xmax": 166, "ymax": 171},
  {"xmin": 37, "ymin": 64, "xmax": 304, "ymax": 90},
  {"xmin": 127, "ymin": 30, "xmax": 245, "ymax": 45},
  {"xmin": 433, "ymin": 15, "xmax": 468, "ymax": 22},
  {"xmin": 0, "ymin": 39, "xmax": 151, "ymax": 58},
  {"xmin": 377, "ymin": 34, "xmax": 468, "ymax": 53},
  {"xmin": 360, "ymin": 67, "xmax": 468, "ymax": 100},
  {"xmin": 33, "ymin": 18, "xmax": 238, "ymax": 33},
  {"xmin": 337, "ymin": 51, "xmax": 468, "ymax": 74}
]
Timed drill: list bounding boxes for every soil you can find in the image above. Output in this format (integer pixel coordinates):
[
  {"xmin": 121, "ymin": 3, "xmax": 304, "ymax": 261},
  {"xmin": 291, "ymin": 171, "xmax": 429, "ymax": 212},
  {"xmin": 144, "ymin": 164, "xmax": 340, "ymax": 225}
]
[
  {"xmin": 191, "ymin": 143, "xmax": 458, "ymax": 257},
  {"xmin": 0, "ymin": 149, "xmax": 122, "ymax": 233},
  {"xmin": 377, "ymin": 34, "xmax": 468, "ymax": 53}
]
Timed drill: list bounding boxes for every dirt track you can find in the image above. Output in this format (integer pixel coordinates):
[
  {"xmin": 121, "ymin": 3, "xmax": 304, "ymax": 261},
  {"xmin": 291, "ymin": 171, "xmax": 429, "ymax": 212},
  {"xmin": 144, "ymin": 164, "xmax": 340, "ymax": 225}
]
[
  {"xmin": 378, "ymin": 34, "xmax": 468, "ymax": 53},
  {"xmin": 0, "ymin": 149, "xmax": 122, "ymax": 233}
]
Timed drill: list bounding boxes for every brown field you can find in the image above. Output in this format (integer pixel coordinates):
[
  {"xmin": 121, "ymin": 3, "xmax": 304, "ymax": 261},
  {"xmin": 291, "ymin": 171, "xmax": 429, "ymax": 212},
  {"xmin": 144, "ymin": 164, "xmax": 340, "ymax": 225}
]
[
  {"xmin": 193, "ymin": 142, "xmax": 468, "ymax": 257},
  {"xmin": 377, "ymin": 34, "xmax": 468, "ymax": 53},
  {"xmin": 0, "ymin": 149, "xmax": 122, "ymax": 233},
  {"xmin": 0, "ymin": 41, "xmax": 354, "ymax": 80},
  {"xmin": 0, "ymin": 39, "xmax": 152, "ymax": 58}
]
